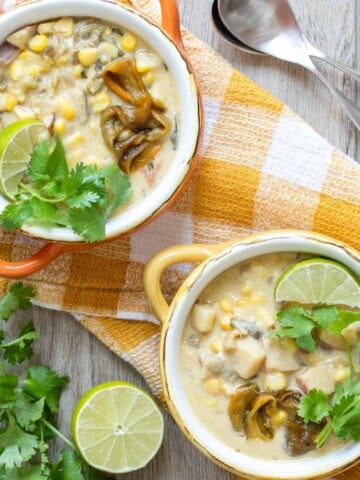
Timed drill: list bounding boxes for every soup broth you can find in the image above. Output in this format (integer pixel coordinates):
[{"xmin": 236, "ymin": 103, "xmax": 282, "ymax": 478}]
[
  {"xmin": 0, "ymin": 17, "xmax": 180, "ymax": 208},
  {"xmin": 180, "ymin": 253, "xmax": 351, "ymax": 460}
]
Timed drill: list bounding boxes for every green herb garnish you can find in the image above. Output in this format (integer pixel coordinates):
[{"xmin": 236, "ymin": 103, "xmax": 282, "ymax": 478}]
[
  {"xmin": 275, "ymin": 303, "xmax": 360, "ymax": 447},
  {"xmin": 0, "ymin": 136, "xmax": 132, "ymax": 242},
  {"xmin": 275, "ymin": 305, "xmax": 360, "ymax": 355},
  {"xmin": 0, "ymin": 283, "xmax": 103, "ymax": 479}
]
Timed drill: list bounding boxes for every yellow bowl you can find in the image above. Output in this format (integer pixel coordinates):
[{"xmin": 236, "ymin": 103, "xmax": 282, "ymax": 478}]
[{"xmin": 144, "ymin": 230, "xmax": 360, "ymax": 480}]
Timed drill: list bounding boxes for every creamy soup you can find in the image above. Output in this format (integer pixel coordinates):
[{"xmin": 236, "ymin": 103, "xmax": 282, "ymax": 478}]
[
  {"xmin": 0, "ymin": 17, "xmax": 180, "ymax": 208},
  {"xmin": 180, "ymin": 253, "xmax": 354, "ymax": 460}
]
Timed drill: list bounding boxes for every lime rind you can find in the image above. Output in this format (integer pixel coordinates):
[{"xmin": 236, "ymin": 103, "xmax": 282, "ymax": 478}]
[
  {"xmin": 0, "ymin": 119, "xmax": 43, "ymax": 200},
  {"xmin": 71, "ymin": 381, "xmax": 164, "ymax": 474},
  {"xmin": 275, "ymin": 258, "xmax": 360, "ymax": 307}
]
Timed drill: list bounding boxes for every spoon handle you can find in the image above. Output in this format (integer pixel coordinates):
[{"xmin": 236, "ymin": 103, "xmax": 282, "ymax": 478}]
[
  {"xmin": 305, "ymin": 40, "xmax": 360, "ymax": 82},
  {"xmin": 312, "ymin": 67, "xmax": 360, "ymax": 130}
]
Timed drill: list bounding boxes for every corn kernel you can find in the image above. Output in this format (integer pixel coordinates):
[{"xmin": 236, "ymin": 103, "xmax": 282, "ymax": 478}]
[
  {"xmin": 334, "ymin": 366, "xmax": 350, "ymax": 383},
  {"xmin": 98, "ymin": 42, "xmax": 119, "ymax": 64},
  {"xmin": 28, "ymin": 34, "xmax": 49, "ymax": 52},
  {"xmin": 0, "ymin": 94, "xmax": 16, "ymax": 112},
  {"xmin": 220, "ymin": 314, "xmax": 232, "ymax": 331},
  {"xmin": 78, "ymin": 48, "xmax": 99, "ymax": 67},
  {"xmin": 25, "ymin": 65, "xmax": 41, "ymax": 77},
  {"xmin": 56, "ymin": 55, "xmax": 68, "ymax": 67},
  {"xmin": 265, "ymin": 372, "xmax": 286, "ymax": 391},
  {"xmin": 219, "ymin": 295, "xmax": 234, "ymax": 313},
  {"xmin": 120, "ymin": 32, "xmax": 137, "ymax": 52},
  {"xmin": 54, "ymin": 17, "xmax": 74, "ymax": 37},
  {"xmin": 142, "ymin": 71, "xmax": 155, "ymax": 86},
  {"xmin": 19, "ymin": 50, "xmax": 40, "ymax": 62},
  {"xmin": 89, "ymin": 92, "xmax": 111, "ymax": 113},
  {"xmin": 273, "ymin": 409, "xmax": 288, "ymax": 426},
  {"xmin": 205, "ymin": 399, "xmax": 217, "ymax": 407},
  {"xmin": 209, "ymin": 339, "xmax": 222, "ymax": 353},
  {"xmin": 55, "ymin": 96, "xmax": 75, "ymax": 120},
  {"xmin": 203, "ymin": 378, "xmax": 224, "ymax": 395},
  {"xmin": 72, "ymin": 65, "xmax": 83, "ymax": 79},
  {"xmin": 8, "ymin": 61, "xmax": 23, "ymax": 81},
  {"xmin": 240, "ymin": 282, "xmax": 253, "ymax": 297},
  {"xmin": 136, "ymin": 63, "xmax": 151, "ymax": 74},
  {"xmin": 53, "ymin": 118, "xmax": 66, "ymax": 136},
  {"xmin": 235, "ymin": 299, "xmax": 247, "ymax": 307},
  {"xmin": 64, "ymin": 132, "xmax": 85, "ymax": 149}
]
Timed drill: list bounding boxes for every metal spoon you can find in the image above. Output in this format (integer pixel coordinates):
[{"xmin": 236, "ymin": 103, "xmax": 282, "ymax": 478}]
[
  {"xmin": 212, "ymin": 0, "xmax": 360, "ymax": 82},
  {"xmin": 216, "ymin": 0, "xmax": 360, "ymax": 130}
]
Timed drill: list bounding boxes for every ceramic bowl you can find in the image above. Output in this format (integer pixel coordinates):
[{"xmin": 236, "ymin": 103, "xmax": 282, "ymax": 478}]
[
  {"xmin": 144, "ymin": 230, "xmax": 360, "ymax": 480},
  {"xmin": 0, "ymin": 0, "xmax": 201, "ymax": 276}
]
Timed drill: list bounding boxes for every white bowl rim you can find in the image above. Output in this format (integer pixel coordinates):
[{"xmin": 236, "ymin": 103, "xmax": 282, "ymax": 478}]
[
  {"xmin": 0, "ymin": 0, "xmax": 200, "ymax": 242},
  {"xmin": 162, "ymin": 231, "xmax": 360, "ymax": 479}
]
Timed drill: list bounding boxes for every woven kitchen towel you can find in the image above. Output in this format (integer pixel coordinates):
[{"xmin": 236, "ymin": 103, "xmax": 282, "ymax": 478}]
[{"xmin": 0, "ymin": 0, "xmax": 360, "ymax": 477}]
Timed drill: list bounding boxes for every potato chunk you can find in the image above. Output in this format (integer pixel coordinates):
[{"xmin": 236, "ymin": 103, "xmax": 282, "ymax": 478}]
[
  {"xmin": 231, "ymin": 337, "xmax": 265, "ymax": 379},
  {"xmin": 296, "ymin": 362, "xmax": 335, "ymax": 395},
  {"xmin": 191, "ymin": 304, "xmax": 216, "ymax": 333},
  {"xmin": 264, "ymin": 338, "xmax": 300, "ymax": 372}
]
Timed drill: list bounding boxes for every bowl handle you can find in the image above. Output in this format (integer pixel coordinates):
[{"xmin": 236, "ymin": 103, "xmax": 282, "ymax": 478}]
[
  {"xmin": 159, "ymin": 0, "xmax": 185, "ymax": 52},
  {"xmin": 0, "ymin": 242, "xmax": 88, "ymax": 279},
  {"xmin": 144, "ymin": 243, "xmax": 231, "ymax": 324}
]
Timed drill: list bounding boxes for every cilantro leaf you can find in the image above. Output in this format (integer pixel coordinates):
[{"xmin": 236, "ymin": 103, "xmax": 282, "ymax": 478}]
[
  {"xmin": 0, "ymin": 375, "xmax": 18, "ymax": 408},
  {"xmin": 12, "ymin": 395, "xmax": 44, "ymax": 430},
  {"xmin": 48, "ymin": 135, "xmax": 69, "ymax": 181},
  {"xmin": 0, "ymin": 132, "xmax": 132, "ymax": 241},
  {"xmin": 101, "ymin": 164, "xmax": 132, "ymax": 212},
  {"xmin": 0, "ymin": 201, "xmax": 33, "ymax": 230},
  {"xmin": 24, "ymin": 366, "xmax": 69, "ymax": 413},
  {"xmin": 311, "ymin": 306, "xmax": 338, "ymax": 329},
  {"xmin": 30, "ymin": 197, "xmax": 58, "ymax": 224},
  {"xmin": 329, "ymin": 310, "xmax": 360, "ymax": 336},
  {"xmin": 69, "ymin": 206, "xmax": 106, "ymax": 242},
  {"xmin": 275, "ymin": 306, "xmax": 317, "ymax": 352},
  {"xmin": 0, "ymin": 283, "xmax": 35, "ymax": 321},
  {"xmin": 0, "ymin": 414, "xmax": 38, "ymax": 468},
  {"xmin": 51, "ymin": 450, "xmax": 85, "ymax": 480},
  {"xmin": 67, "ymin": 191, "xmax": 101, "ymax": 210},
  {"xmin": 298, "ymin": 389, "xmax": 329, "ymax": 423},
  {"xmin": 29, "ymin": 137, "xmax": 69, "ymax": 186},
  {"xmin": 3, "ymin": 464, "xmax": 48, "ymax": 479},
  {"xmin": 1, "ymin": 321, "xmax": 38, "ymax": 365},
  {"xmin": 28, "ymin": 141, "xmax": 51, "ymax": 185}
]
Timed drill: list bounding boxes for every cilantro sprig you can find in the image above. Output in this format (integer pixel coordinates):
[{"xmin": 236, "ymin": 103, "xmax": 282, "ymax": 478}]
[
  {"xmin": 299, "ymin": 378, "xmax": 360, "ymax": 447},
  {"xmin": 0, "ymin": 136, "xmax": 132, "ymax": 242},
  {"xmin": 275, "ymin": 303, "xmax": 360, "ymax": 447},
  {"xmin": 0, "ymin": 283, "xmax": 103, "ymax": 479},
  {"xmin": 275, "ymin": 305, "xmax": 360, "ymax": 355}
]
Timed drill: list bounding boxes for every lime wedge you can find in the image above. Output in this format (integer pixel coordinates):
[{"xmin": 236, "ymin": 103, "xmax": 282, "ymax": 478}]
[
  {"xmin": 71, "ymin": 381, "xmax": 164, "ymax": 474},
  {"xmin": 0, "ymin": 119, "xmax": 44, "ymax": 200},
  {"xmin": 275, "ymin": 258, "xmax": 360, "ymax": 307}
]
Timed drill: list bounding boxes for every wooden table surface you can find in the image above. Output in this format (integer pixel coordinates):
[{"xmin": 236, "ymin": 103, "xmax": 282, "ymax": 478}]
[{"xmin": 6, "ymin": 0, "xmax": 359, "ymax": 479}]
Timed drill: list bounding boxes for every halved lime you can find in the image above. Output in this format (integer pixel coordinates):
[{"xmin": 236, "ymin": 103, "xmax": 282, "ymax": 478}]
[
  {"xmin": 275, "ymin": 258, "xmax": 360, "ymax": 307},
  {"xmin": 0, "ymin": 119, "xmax": 44, "ymax": 200},
  {"xmin": 71, "ymin": 381, "xmax": 164, "ymax": 474}
]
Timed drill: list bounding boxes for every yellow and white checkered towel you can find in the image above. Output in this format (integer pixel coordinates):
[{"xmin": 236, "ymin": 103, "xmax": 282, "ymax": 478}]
[{"xmin": 0, "ymin": 0, "xmax": 360, "ymax": 478}]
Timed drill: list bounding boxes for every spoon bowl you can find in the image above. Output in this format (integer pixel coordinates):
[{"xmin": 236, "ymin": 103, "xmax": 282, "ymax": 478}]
[
  {"xmin": 215, "ymin": 0, "xmax": 360, "ymax": 130},
  {"xmin": 211, "ymin": 0, "xmax": 263, "ymax": 55}
]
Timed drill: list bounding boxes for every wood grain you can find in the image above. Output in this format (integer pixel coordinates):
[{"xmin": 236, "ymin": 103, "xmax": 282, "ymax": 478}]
[{"xmin": 3, "ymin": 1, "xmax": 358, "ymax": 479}]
